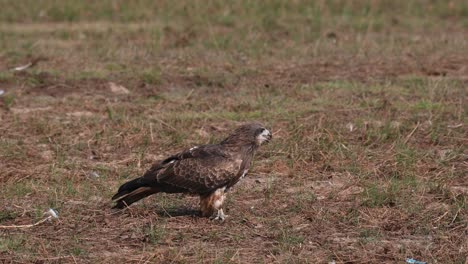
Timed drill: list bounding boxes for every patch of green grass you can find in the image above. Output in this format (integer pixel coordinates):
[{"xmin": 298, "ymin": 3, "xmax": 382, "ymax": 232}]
[
  {"xmin": 105, "ymin": 63, "xmax": 127, "ymax": 72},
  {"xmin": 395, "ymin": 144, "xmax": 418, "ymax": 170},
  {"xmin": 363, "ymin": 175, "xmax": 418, "ymax": 208},
  {"xmin": 64, "ymin": 179, "xmax": 77, "ymax": 196},
  {"xmin": 27, "ymin": 118, "xmax": 52, "ymax": 136},
  {"xmin": 0, "ymin": 210, "xmax": 17, "ymax": 223},
  {"xmin": 451, "ymin": 195, "xmax": 467, "ymax": 223},
  {"xmin": 51, "ymin": 145, "xmax": 68, "ymax": 169},
  {"xmin": 2, "ymin": 93, "xmax": 15, "ymax": 110},
  {"xmin": 363, "ymin": 183, "xmax": 393, "ymax": 207},
  {"xmin": 0, "ymin": 139, "xmax": 24, "ymax": 159},
  {"xmin": 413, "ymin": 100, "xmax": 442, "ymax": 111},
  {"xmin": 0, "ymin": 0, "xmax": 465, "ymax": 25},
  {"xmin": 358, "ymin": 228, "xmax": 381, "ymax": 244},
  {"xmin": 24, "ymin": 73, "xmax": 48, "ymax": 87},
  {"xmin": 276, "ymin": 226, "xmax": 304, "ymax": 249},
  {"xmin": 362, "ymin": 120, "xmax": 404, "ymax": 144},
  {"xmin": 71, "ymin": 246, "xmax": 86, "ymax": 256},
  {"xmin": 152, "ymin": 193, "xmax": 188, "ymax": 211},
  {"xmin": 141, "ymin": 68, "xmax": 161, "ymax": 85},
  {"xmin": 213, "ymin": 249, "xmax": 237, "ymax": 264},
  {"xmin": 0, "ymin": 235, "xmax": 25, "ymax": 253},
  {"xmin": 72, "ymin": 71, "xmax": 107, "ymax": 80},
  {"xmin": 0, "ymin": 72, "xmax": 14, "ymax": 82},
  {"xmin": 290, "ymin": 191, "xmax": 316, "ymax": 213},
  {"xmin": 106, "ymin": 105, "xmax": 122, "ymax": 123},
  {"xmin": 3, "ymin": 182, "xmax": 34, "ymax": 197},
  {"xmin": 342, "ymin": 208, "xmax": 360, "ymax": 226},
  {"xmin": 144, "ymin": 222, "xmax": 166, "ymax": 245}
]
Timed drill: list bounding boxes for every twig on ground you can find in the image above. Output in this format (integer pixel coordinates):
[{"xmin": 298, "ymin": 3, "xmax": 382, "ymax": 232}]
[
  {"xmin": 404, "ymin": 122, "xmax": 420, "ymax": 144},
  {"xmin": 0, "ymin": 209, "xmax": 58, "ymax": 229}
]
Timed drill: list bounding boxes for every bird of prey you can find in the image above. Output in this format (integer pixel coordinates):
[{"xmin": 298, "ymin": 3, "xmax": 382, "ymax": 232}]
[{"xmin": 112, "ymin": 122, "xmax": 272, "ymax": 220}]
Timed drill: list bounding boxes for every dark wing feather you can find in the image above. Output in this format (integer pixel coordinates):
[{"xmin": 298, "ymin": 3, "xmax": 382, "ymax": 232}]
[{"xmin": 142, "ymin": 145, "xmax": 242, "ymax": 194}]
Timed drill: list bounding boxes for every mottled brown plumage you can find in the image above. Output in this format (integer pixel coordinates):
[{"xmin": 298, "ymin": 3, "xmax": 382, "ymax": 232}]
[{"xmin": 112, "ymin": 122, "xmax": 272, "ymax": 220}]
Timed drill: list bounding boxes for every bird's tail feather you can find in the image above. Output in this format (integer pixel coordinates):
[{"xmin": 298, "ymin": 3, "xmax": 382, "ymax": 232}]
[{"xmin": 112, "ymin": 177, "xmax": 158, "ymax": 208}]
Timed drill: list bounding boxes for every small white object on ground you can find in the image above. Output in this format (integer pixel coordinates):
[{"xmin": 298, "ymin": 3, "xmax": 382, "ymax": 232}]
[
  {"xmin": 0, "ymin": 90, "xmax": 4, "ymax": 96},
  {"xmin": 12, "ymin": 62, "xmax": 33, "ymax": 71},
  {"xmin": 88, "ymin": 171, "xmax": 100, "ymax": 178},
  {"xmin": 0, "ymin": 208, "xmax": 59, "ymax": 229},
  {"xmin": 46, "ymin": 208, "xmax": 59, "ymax": 219},
  {"xmin": 447, "ymin": 123, "xmax": 462, "ymax": 128}
]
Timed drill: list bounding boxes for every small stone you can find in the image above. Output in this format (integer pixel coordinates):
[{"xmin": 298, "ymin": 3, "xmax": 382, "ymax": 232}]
[
  {"xmin": 40, "ymin": 150, "xmax": 55, "ymax": 161},
  {"xmin": 109, "ymin": 82, "xmax": 130, "ymax": 94}
]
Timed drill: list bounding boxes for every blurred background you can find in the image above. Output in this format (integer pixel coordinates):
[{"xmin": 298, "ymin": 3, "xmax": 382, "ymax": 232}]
[{"xmin": 1, "ymin": 0, "xmax": 467, "ymax": 78}]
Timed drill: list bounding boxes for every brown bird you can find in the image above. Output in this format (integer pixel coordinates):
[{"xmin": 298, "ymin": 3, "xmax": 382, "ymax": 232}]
[{"xmin": 112, "ymin": 122, "xmax": 272, "ymax": 220}]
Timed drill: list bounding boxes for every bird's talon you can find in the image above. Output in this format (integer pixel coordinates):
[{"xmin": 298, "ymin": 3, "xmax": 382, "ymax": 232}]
[
  {"xmin": 211, "ymin": 209, "xmax": 227, "ymax": 221},
  {"xmin": 212, "ymin": 215, "xmax": 227, "ymax": 221}
]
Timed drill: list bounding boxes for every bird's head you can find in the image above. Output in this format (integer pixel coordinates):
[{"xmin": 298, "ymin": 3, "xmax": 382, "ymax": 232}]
[{"xmin": 222, "ymin": 122, "xmax": 272, "ymax": 147}]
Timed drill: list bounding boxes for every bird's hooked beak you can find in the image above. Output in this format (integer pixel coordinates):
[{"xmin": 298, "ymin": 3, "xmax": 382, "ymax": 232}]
[{"xmin": 265, "ymin": 130, "xmax": 272, "ymax": 143}]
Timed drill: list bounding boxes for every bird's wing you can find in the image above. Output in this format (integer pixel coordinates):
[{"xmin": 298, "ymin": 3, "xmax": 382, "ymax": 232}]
[{"xmin": 142, "ymin": 145, "xmax": 242, "ymax": 193}]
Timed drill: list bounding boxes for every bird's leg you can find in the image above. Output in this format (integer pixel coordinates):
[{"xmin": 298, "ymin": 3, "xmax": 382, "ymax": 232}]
[
  {"xmin": 209, "ymin": 188, "xmax": 228, "ymax": 221},
  {"xmin": 212, "ymin": 208, "xmax": 229, "ymax": 221}
]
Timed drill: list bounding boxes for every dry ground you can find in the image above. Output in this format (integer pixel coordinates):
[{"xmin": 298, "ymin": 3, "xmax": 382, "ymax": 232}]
[{"xmin": 0, "ymin": 1, "xmax": 467, "ymax": 263}]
